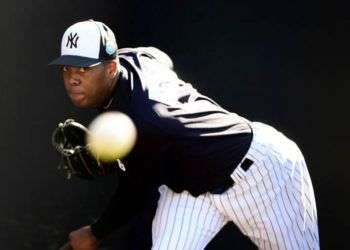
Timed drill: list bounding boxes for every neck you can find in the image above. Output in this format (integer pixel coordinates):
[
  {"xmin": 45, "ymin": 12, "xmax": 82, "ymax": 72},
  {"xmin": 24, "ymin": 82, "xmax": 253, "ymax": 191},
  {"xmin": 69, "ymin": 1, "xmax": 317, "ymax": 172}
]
[
  {"xmin": 101, "ymin": 69, "xmax": 120, "ymax": 109},
  {"xmin": 109, "ymin": 70, "xmax": 119, "ymax": 92}
]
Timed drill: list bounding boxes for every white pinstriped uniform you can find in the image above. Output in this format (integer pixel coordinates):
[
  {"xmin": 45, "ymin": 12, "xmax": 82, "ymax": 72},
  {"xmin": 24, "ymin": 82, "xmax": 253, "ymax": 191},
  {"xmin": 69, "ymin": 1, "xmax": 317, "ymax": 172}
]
[{"xmin": 151, "ymin": 122, "xmax": 319, "ymax": 249}]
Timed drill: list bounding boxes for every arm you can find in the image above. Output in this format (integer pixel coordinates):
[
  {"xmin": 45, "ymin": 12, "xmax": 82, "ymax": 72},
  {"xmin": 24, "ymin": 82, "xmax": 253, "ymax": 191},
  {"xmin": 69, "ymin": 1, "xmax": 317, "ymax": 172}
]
[
  {"xmin": 90, "ymin": 151, "xmax": 161, "ymax": 240},
  {"xmin": 90, "ymin": 171, "xmax": 138, "ymax": 239},
  {"xmin": 67, "ymin": 158, "xmax": 160, "ymax": 250}
]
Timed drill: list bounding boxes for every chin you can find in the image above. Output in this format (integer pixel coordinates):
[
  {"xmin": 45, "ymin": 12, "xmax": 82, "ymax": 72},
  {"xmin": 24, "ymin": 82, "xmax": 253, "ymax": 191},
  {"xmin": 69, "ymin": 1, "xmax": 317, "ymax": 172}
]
[
  {"xmin": 72, "ymin": 99, "xmax": 100, "ymax": 109},
  {"xmin": 70, "ymin": 98, "xmax": 88, "ymax": 108},
  {"xmin": 73, "ymin": 103, "xmax": 89, "ymax": 108}
]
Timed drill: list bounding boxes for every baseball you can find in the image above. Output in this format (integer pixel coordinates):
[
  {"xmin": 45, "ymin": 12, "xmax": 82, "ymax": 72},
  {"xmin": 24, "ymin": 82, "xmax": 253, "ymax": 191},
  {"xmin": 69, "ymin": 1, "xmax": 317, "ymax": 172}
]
[{"xmin": 86, "ymin": 111, "xmax": 137, "ymax": 162}]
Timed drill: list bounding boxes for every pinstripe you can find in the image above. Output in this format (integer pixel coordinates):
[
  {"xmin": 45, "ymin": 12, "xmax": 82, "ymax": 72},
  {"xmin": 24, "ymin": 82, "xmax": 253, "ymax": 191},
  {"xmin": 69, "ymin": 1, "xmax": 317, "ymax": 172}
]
[
  {"xmin": 211, "ymin": 213, "xmax": 225, "ymax": 235},
  {"xmin": 279, "ymin": 182, "xmax": 302, "ymax": 250},
  {"xmin": 253, "ymin": 124, "xmax": 305, "ymax": 249},
  {"xmin": 248, "ymin": 154, "xmax": 280, "ymax": 248},
  {"xmin": 289, "ymin": 173, "xmax": 314, "ymax": 249},
  {"xmin": 232, "ymin": 185, "xmax": 259, "ymax": 240},
  {"xmin": 303, "ymin": 190, "xmax": 313, "ymax": 206},
  {"xmin": 312, "ymin": 224, "xmax": 320, "ymax": 246},
  {"xmin": 174, "ymin": 192, "xmax": 189, "ymax": 250},
  {"xmin": 158, "ymin": 188, "xmax": 172, "ymax": 240},
  {"xmin": 249, "ymin": 144, "xmax": 268, "ymax": 162},
  {"xmin": 219, "ymin": 193, "xmax": 249, "ymax": 235},
  {"xmin": 250, "ymin": 146, "xmax": 265, "ymax": 159},
  {"xmin": 235, "ymin": 171, "xmax": 244, "ymax": 179},
  {"xmin": 245, "ymin": 171, "xmax": 272, "ymax": 250},
  {"xmin": 165, "ymin": 194, "xmax": 181, "ymax": 250},
  {"xmin": 251, "ymin": 166, "xmax": 279, "ymax": 249},
  {"xmin": 293, "ymin": 177, "xmax": 302, "ymax": 186},
  {"xmin": 238, "ymin": 182, "xmax": 264, "ymax": 246},
  {"xmin": 262, "ymin": 161, "xmax": 291, "ymax": 249},
  {"xmin": 154, "ymin": 187, "xmax": 169, "ymax": 241},
  {"xmin": 201, "ymin": 195, "xmax": 211, "ymax": 221},
  {"xmin": 194, "ymin": 197, "xmax": 214, "ymax": 249},
  {"xmin": 182, "ymin": 196, "xmax": 197, "ymax": 249},
  {"xmin": 264, "ymin": 146, "xmax": 312, "ymax": 213},
  {"xmin": 303, "ymin": 227, "xmax": 312, "ymax": 249},
  {"xmin": 289, "ymin": 167, "xmax": 307, "ymax": 221},
  {"xmin": 156, "ymin": 192, "xmax": 174, "ymax": 249},
  {"xmin": 305, "ymin": 207, "xmax": 314, "ymax": 226},
  {"xmin": 215, "ymin": 195, "xmax": 235, "ymax": 226},
  {"xmin": 198, "ymin": 208, "xmax": 226, "ymax": 250},
  {"xmin": 284, "ymin": 184, "xmax": 305, "ymax": 245},
  {"xmin": 256, "ymin": 165, "xmax": 284, "ymax": 249},
  {"xmin": 285, "ymin": 187, "xmax": 303, "ymax": 246},
  {"xmin": 266, "ymin": 154, "xmax": 298, "ymax": 250},
  {"xmin": 291, "ymin": 186, "xmax": 314, "ymax": 227},
  {"xmin": 296, "ymin": 161, "xmax": 319, "ymax": 247},
  {"xmin": 207, "ymin": 207, "xmax": 217, "ymax": 235},
  {"xmin": 229, "ymin": 189, "xmax": 255, "ymax": 236},
  {"xmin": 253, "ymin": 147, "xmax": 288, "ymax": 249},
  {"xmin": 197, "ymin": 235, "xmax": 207, "ymax": 250},
  {"xmin": 307, "ymin": 224, "xmax": 318, "ymax": 243},
  {"xmin": 196, "ymin": 213, "xmax": 223, "ymax": 250},
  {"xmin": 153, "ymin": 189, "xmax": 227, "ymax": 250},
  {"xmin": 192, "ymin": 194, "xmax": 211, "ymax": 250},
  {"xmin": 265, "ymin": 165, "xmax": 294, "ymax": 249},
  {"xmin": 153, "ymin": 189, "xmax": 164, "ymax": 240},
  {"xmin": 187, "ymin": 197, "xmax": 205, "ymax": 250},
  {"xmin": 305, "ymin": 226, "xmax": 317, "ymax": 248}
]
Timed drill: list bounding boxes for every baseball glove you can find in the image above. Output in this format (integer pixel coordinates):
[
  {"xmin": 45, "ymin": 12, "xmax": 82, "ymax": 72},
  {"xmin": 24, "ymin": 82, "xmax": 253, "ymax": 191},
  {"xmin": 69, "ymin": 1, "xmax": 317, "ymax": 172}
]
[{"xmin": 52, "ymin": 119, "xmax": 124, "ymax": 180}]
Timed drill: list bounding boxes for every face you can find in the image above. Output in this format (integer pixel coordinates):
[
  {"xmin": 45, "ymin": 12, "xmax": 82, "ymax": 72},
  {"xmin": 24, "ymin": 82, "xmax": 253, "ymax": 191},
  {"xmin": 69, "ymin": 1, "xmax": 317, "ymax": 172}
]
[{"xmin": 62, "ymin": 61, "xmax": 117, "ymax": 108}]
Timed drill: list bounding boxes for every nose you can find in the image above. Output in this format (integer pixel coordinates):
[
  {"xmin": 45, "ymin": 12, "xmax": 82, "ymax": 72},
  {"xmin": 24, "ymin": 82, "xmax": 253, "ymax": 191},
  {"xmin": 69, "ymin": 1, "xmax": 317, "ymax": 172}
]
[{"xmin": 65, "ymin": 67, "xmax": 81, "ymax": 86}]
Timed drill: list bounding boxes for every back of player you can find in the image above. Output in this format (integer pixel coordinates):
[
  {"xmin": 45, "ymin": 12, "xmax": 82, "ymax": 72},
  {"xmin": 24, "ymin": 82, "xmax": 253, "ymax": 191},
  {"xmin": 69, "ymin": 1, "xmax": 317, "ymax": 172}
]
[
  {"xmin": 151, "ymin": 122, "xmax": 319, "ymax": 250},
  {"xmin": 116, "ymin": 48, "xmax": 319, "ymax": 249}
]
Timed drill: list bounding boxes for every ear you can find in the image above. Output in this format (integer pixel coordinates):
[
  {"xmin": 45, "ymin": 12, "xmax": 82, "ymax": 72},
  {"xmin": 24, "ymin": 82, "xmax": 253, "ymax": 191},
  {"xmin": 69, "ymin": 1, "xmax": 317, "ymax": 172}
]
[{"xmin": 106, "ymin": 60, "xmax": 118, "ymax": 79}]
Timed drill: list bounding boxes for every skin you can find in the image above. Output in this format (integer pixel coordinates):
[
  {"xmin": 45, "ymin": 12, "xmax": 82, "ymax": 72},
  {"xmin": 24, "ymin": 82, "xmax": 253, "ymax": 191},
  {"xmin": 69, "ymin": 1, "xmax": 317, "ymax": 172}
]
[
  {"xmin": 68, "ymin": 226, "xmax": 98, "ymax": 250},
  {"xmin": 62, "ymin": 60, "xmax": 119, "ymax": 108},
  {"xmin": 62, "ymin": 60, "xmax": 118, "ymax": 250}
]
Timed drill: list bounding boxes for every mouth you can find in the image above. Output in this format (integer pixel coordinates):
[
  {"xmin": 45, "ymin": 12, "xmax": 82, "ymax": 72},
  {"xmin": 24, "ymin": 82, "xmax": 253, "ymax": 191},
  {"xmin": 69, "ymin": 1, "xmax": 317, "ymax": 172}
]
[
  {"xmin": 68, "ymin": 92, "xmax": 85, "ymax": 104},
  {"xmin": 69, "ymin": 91, "xmax": 84, "ymax": 96}
]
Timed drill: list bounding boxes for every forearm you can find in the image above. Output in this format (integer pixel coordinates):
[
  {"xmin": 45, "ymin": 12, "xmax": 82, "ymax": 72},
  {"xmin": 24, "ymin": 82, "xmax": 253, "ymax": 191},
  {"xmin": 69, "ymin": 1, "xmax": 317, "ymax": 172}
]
[
  {"xmin": 90, "ymin": 174, "xmax": 137, "ymax": 239},
  {"xmin": 90, "ymin": 195, "xmax": 132, "ymax": 239},
  {"xmin": 90, "ymin": 145, "xmax": 163, "ymax": 240},
  {"xmin": 90, "ymin": 171, "xmax": 158, "ymax": 240}
]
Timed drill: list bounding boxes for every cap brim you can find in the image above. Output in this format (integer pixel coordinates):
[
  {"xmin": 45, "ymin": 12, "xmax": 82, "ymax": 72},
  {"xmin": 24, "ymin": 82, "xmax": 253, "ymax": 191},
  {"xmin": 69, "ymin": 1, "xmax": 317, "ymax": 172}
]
[{"xmin": 48, "ymin": 55, "xmax": 102, "ymax": 67}]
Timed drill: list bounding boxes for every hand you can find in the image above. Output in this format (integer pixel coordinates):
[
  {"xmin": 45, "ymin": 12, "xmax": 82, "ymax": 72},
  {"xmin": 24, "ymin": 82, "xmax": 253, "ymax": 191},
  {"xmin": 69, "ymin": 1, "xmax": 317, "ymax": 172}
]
[
  {"xmin": 69, "ymin": 225, "xmax": 99, "ymax": 250},
  {"xmin": 59, "ymin": 242, "xmax": 73, "ymax": 250}
]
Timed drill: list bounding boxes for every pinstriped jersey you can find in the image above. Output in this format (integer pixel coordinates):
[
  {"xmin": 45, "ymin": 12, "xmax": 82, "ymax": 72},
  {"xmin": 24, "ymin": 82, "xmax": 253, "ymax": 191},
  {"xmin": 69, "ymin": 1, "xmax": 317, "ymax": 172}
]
[
  {"xmin": 103, "ymin": 47, "xmax": 252, "ymax": 195},
  {"xmin": 102, "ymin": 49, "xmax": 252, "ymax": 195},
  {"xmin": 91, "ymin": 47, "xmax": 253, "ymax": 239}
]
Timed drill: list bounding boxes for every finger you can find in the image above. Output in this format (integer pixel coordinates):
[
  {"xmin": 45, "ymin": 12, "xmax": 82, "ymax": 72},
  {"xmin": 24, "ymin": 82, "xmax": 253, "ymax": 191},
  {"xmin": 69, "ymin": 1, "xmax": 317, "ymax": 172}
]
[{"xmin": 59, "ymin": 242, "xmax": 73, "ymax": 250}]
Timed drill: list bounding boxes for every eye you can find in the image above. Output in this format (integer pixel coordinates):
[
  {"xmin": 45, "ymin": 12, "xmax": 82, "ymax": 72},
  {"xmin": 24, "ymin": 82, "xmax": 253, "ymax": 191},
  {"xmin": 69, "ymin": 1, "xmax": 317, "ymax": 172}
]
[
  {"xmin": 79, "ymin": 67, "xmax": 91, "ymax": 73},
  {"xmin": 62, "ymin": 66, "xmax": 68, "ymax": 72}
]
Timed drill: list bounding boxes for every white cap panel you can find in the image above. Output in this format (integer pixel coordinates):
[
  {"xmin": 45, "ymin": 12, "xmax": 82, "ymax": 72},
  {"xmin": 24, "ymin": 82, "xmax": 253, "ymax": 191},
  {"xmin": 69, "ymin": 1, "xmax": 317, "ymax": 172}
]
[{"xmin": 60, "ymin": 21, "xmax": 101, "ymax": 59}]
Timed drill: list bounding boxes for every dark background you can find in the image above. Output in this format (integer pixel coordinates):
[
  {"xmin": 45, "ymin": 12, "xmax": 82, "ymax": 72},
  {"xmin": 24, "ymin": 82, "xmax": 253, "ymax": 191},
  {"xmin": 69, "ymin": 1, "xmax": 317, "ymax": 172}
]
[{"xmin": 0, "ymin": 0, "xmax": 343, "ymax": 249}]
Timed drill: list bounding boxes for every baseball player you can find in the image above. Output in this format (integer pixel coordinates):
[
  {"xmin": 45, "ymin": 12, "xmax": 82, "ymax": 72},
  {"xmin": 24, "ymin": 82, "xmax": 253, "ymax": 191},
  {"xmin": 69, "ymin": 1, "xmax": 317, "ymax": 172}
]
[{"xmin": 49, "ymin": 20, "xmax": 319, "ymax": 250}]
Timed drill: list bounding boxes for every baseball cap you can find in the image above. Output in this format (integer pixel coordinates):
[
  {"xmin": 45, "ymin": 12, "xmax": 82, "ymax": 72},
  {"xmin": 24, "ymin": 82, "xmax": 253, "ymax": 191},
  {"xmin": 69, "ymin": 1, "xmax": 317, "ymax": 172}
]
[{"xmin": 49, "ymin": 19, "xmax": 118, "ymax": 67}]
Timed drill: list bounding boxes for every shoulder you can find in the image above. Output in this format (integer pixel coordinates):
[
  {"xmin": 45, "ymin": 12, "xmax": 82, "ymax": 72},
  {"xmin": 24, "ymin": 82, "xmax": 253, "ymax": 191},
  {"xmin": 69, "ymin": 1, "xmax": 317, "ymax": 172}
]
[
  {"xmin": 118, "ymin": 47, "xmax": 173, "ymax": 69},
  {"xmin": 117, "ymin": 47, "xmax": 188, "ymax": 106}
]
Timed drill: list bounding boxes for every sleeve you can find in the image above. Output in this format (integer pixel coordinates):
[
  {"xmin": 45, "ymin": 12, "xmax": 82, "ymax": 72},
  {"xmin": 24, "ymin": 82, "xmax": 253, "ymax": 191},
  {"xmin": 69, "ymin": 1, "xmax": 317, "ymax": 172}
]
[
  {"xmin": 90, "ymin": 150, "xmax": 161, "ymax": 240},
  {"xmin": 90, "ymin": 172, "xmax": 133, "ymax": 239}
]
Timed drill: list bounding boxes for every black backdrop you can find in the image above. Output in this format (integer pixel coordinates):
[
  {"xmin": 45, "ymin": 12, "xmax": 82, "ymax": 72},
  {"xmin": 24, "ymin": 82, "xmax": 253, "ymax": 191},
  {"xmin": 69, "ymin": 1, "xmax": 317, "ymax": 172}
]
[{"xmin": 0, "ymin": 0, "xmax": 344, "ymax": 249}]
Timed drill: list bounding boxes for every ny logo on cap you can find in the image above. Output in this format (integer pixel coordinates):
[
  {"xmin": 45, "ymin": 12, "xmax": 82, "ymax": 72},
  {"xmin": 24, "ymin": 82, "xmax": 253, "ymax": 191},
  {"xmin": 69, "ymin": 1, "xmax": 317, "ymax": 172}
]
[{"xmin": 66, "ymin": 33, "xmax": 79, "ymax": 48}]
